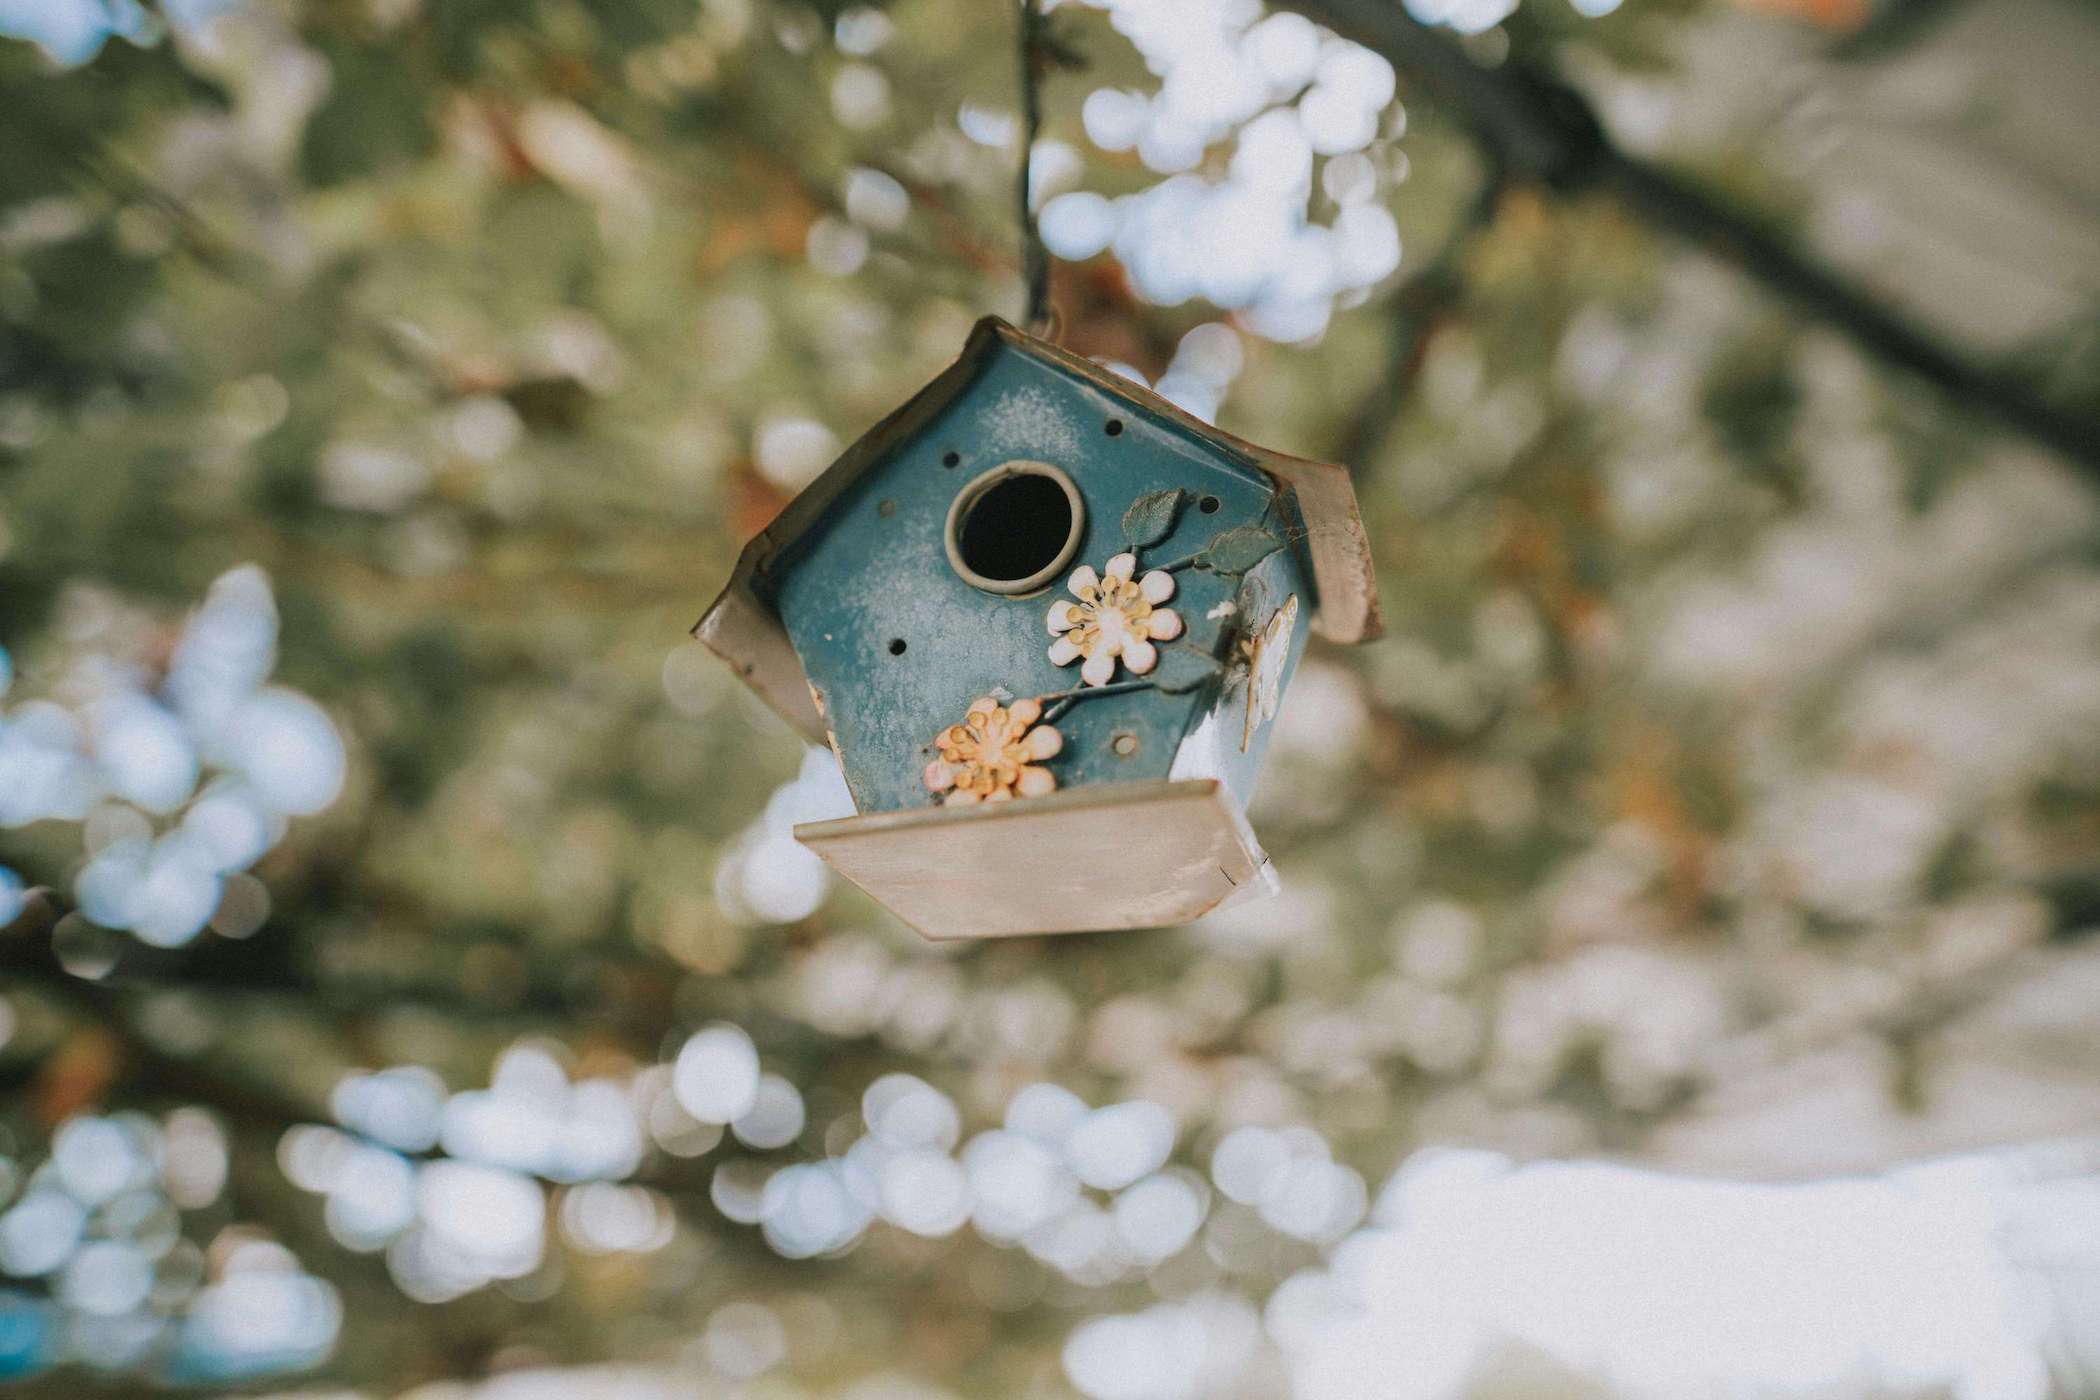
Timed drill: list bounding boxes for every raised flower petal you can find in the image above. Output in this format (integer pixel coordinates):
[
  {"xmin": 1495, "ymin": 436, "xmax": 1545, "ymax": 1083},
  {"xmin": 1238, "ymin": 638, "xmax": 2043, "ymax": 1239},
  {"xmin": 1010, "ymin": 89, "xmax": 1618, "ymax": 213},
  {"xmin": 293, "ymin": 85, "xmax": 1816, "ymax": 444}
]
[
  {"xmin": 1051, "ymin": 551, "xmax": 1195, "ymax": 690},
  {"xmin": 925, "ymin": 694, "xmax": 1066, "ymax": 806}
]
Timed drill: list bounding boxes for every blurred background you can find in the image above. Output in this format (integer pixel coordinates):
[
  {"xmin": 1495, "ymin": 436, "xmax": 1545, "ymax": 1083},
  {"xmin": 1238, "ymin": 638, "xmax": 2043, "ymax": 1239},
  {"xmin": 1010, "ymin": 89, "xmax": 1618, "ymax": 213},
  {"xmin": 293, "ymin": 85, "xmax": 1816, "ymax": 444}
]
[{"xmin": 1, "ymin": 0, "xmax": 2098, "ymax": 1395}]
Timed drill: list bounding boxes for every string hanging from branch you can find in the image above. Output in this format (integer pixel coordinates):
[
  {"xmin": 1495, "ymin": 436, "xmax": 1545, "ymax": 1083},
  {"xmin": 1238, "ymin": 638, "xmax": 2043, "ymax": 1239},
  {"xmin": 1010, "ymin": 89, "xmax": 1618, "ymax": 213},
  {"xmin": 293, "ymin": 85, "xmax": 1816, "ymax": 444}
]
[{"xmin": 1015, "ymin": 0, "xmax": 1053, "ymax": 337}]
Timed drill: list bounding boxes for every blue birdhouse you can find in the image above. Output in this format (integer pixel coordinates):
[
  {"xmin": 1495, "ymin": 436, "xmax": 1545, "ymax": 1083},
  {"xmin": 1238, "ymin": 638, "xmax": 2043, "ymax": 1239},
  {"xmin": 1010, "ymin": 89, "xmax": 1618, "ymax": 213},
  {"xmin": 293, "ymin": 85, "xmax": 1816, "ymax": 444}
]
[{"xmin": 696, "ymin": 317, "xmax": 1379, "ymax": 940}]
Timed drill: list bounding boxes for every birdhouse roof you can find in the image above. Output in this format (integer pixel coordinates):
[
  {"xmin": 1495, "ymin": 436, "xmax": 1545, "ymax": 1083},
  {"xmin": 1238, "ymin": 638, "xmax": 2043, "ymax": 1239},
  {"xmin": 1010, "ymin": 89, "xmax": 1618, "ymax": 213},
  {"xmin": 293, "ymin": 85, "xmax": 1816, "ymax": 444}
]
[{"xmin": 693, "ymin": 316, "xmax": 1381, "ymax": 745}]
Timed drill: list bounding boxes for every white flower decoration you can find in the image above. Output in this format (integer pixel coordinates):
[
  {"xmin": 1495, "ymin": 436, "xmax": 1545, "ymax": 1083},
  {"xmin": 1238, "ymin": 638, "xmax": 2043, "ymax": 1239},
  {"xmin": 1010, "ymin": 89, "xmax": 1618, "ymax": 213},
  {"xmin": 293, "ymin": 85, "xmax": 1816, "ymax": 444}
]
[
  {"xmin": 1241, "ymin": 593, "xmax": 1298, "ymax": 750},
  {"xmin": 1045, "ymin": 552, "xmax": 1184, "ymax": 688}
]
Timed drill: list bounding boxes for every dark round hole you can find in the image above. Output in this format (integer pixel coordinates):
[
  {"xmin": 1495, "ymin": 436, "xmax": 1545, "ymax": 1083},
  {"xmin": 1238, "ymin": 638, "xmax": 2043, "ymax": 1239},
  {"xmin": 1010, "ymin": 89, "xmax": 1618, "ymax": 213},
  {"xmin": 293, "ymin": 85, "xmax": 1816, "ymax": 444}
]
[
  {"xmin": 887, "ymin": 638, "xmax": 907, "ymax": 656},
  {"xmin": 955, "ymin": 472, "xmax": 1074, "ymax": 585},
  {"xmin": 942, "ymin": 450, "xmax": 961, "ymax": 468},
  {"xmin": 1104, "ymin": 419, "xmax": 1124, "ymax": 437},
  {"xmin": 1198, "ymin": 494, "xmax": 1221, "ymax": 514}
]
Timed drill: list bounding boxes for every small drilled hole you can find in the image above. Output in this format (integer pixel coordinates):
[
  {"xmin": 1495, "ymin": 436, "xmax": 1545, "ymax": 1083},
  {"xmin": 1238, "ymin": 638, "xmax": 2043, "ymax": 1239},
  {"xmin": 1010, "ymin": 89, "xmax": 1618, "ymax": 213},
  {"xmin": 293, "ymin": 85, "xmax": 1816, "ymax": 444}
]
[
  {"xmin": 887, "ymin": 638, "xmax": 907, "ymax": 656},
  {"xmin": 942, "ymin": 450, "xmax": 961, "ymax": 468},
  {"xmin": 1104, "ymin": 419, "xmax": 1124, "ymax": 437},
  {"xmin": 1198, "ymin": 494, "xmax": 1221, "ymax": 514},
  {"xmin": 877, "ymin": 499, "xmax": 896, "ymax": 518},
  {"xmin": 1111, "ymin": 731, "xmax": 1139, "ymax": 758}
]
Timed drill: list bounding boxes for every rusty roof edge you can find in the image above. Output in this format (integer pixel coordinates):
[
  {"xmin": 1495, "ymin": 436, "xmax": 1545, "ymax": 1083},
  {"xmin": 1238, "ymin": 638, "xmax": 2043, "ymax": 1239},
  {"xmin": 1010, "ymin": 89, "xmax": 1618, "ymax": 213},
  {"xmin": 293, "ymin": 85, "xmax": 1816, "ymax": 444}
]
[
  {"xmin": 692, "ymin": 581, "xmax": 827, "ymax": 743},
  {"xmin": 690, "ymin": 321, "xmax": 1009, "ymax": 743},
  {"xmin": 692, "ymin": 317, "xmax": 1009, "ymax": 633},
  {"xmin": 1244, "ymin": 447, "xmax": 1384, "ymax": 645}
]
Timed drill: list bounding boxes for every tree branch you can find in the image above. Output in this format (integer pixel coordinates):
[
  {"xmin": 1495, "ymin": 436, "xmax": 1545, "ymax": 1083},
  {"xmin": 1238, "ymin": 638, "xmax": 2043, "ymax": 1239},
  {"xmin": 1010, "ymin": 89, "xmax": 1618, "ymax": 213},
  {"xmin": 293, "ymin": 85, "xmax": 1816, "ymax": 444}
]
[
  {"xmin": 0, "ymin": 887, "xmax": 680, "ymax": 1035},
  {"xmin": 2, "ymin": 890, "xmax": 349, "ymax": 1132},
  {"xmin": 1286, "ymin": 0, "xmax": 2100, "ymax": 476},
  {"xmin": 1594, "ymin": 156, "xmax": 2100, "ymax": 468},
  {"xmin": 0, "ymin": 891, "xmax": 718, "ymax": 1198}
]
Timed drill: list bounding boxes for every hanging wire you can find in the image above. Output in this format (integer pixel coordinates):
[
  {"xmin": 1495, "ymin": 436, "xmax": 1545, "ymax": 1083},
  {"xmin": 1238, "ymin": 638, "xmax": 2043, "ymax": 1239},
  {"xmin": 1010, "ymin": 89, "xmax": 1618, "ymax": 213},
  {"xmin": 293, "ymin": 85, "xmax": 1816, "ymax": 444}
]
[{"xmin": 1016, "ymin": 0, "xmax": 1055, "ymax": 338}]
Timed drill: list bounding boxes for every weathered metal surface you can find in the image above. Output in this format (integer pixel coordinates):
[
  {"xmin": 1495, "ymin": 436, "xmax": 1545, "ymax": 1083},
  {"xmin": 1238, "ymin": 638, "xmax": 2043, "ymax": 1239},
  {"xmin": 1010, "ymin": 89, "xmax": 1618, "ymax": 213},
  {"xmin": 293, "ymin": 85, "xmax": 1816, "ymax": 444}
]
[
  {"xmin": 688, "ymin": 316, "xmax": 1374, "ymax": 937},
  {"xmin": 763, "ymin": 333, "xmax": 1306, "ymax": 814},
  {"xmin": 690, "ymin": 317, "xmax": 1379, "ymax": 758},
  {"xmin": 794, "ymin": 779, "xmax": 1274, "ymax": 940}
]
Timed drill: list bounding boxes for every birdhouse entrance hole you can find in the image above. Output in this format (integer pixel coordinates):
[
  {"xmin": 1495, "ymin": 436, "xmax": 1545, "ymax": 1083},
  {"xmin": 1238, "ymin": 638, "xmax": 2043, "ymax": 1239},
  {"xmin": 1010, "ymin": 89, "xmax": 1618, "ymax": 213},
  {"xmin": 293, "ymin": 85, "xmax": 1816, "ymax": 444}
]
[{"xmin": 943, "ymin": 461, "xmax": 1085, "ymax": 596}]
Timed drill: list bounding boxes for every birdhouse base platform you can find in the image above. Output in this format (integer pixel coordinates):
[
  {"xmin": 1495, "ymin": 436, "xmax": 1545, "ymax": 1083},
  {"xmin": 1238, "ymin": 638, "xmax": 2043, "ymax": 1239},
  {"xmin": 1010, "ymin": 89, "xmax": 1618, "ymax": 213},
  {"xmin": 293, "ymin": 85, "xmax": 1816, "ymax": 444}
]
[{"xmin": 794, "ymin": 779, "xmax": 1276, "ymax": 941}]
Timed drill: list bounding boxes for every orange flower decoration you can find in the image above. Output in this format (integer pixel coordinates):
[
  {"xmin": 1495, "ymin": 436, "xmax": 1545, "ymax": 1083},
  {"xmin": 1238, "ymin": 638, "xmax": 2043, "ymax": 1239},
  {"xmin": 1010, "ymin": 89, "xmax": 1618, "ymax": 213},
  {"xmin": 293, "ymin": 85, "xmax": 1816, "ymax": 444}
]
[{"xmin": 922, "ymin": 697, "xmax": 1063, "ymax": 806}]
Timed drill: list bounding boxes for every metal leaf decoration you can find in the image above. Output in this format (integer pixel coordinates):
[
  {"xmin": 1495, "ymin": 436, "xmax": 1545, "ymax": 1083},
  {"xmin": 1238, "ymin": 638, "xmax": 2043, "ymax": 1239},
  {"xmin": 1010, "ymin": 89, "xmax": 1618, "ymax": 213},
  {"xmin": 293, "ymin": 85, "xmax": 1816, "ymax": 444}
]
[
  {"xmin": 1121, "ymin": 488, "xmax": 1189, "ymax": 550},
  {"xmin": 1149, "ymin": 647, "xmax": 1223, "ymax": 695},
  {"xmin": 1194, "ymin": 525, "xmax": 1284, "ymax": 576}
]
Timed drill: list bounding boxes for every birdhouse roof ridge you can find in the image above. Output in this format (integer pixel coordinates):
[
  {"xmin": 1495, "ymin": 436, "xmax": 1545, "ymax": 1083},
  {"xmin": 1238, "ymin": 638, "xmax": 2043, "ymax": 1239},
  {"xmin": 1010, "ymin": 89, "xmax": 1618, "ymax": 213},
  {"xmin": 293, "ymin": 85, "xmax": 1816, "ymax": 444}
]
[{"xmin": 693, "ymin": 316, "xmax": 1380, "ymax": 744}]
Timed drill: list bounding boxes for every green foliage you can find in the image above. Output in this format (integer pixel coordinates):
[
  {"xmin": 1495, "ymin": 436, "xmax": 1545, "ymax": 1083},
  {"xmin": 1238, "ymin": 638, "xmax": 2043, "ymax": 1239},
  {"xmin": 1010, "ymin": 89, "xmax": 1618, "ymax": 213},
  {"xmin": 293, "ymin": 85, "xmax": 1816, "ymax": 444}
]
[
  {"xmin": 299, "ymin": 37, "xmax": 439, "ymax": 186},
  {"xmin": 1701, "ymin": 333, "xmax": 1802, "ymax": 493}
]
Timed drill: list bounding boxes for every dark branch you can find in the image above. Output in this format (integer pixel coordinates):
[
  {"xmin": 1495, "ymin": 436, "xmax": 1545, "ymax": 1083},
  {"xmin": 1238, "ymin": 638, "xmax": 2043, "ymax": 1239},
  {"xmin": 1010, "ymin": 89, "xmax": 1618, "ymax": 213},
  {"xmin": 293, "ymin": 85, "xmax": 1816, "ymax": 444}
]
[
  {"xmin": 1285, "ymin": 0, "xmax": 2100, "ymax": 476},
  {"xmin": 2, "ymin": 890, "xmax": 343, "ymax": 1132},
  {"xmin": 0, "ymin": 890, "xmax": 717, "ymax": 1198},
  {"xmin": 1595, "ymin": 157, "xmax": 2100, "ymax": 470},
  {"xmin": 0, "ymin": 888, "xmax": 678, "ymax": 1035}
]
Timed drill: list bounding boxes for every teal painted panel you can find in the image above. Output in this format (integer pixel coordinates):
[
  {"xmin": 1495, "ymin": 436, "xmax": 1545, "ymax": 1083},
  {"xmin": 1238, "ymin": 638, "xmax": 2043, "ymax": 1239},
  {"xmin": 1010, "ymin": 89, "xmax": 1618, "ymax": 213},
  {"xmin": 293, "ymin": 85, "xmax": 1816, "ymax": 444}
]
[{"xmin": 763, "ymin": 340, "xmax": 1311, "ymax": 815}]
